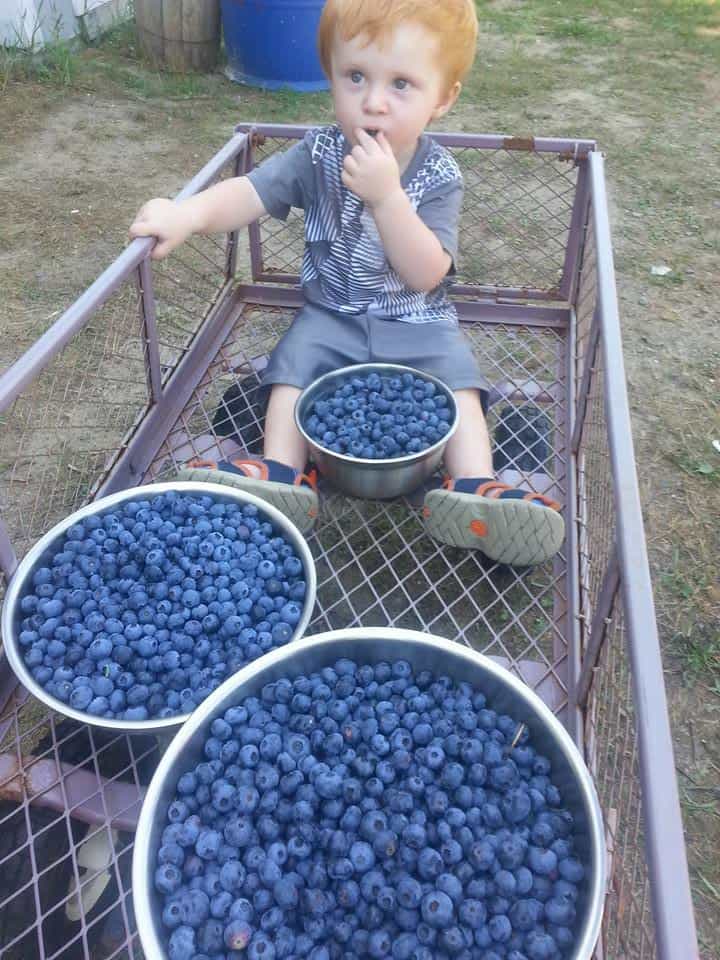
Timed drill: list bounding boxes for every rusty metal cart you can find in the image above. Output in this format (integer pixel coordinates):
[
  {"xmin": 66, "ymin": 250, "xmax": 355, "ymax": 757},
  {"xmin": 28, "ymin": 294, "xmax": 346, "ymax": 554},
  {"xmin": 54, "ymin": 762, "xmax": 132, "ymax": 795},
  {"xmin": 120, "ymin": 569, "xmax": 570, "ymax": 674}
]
[{"xmin": 0, "ymin": 124, "xmax": 699, "ymax": 958}]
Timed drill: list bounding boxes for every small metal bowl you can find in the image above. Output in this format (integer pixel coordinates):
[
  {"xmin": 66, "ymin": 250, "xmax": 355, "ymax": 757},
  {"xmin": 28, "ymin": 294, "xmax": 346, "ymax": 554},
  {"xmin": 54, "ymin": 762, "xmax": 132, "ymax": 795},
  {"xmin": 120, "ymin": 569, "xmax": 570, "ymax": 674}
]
[
  {"xmin": 295, "ymin": 363, "xmax": 459, "ymax": 499},
  {"xmin": 0, "ymin": 481, "xmax": 317, "ymax": 735},
  {"xmin": 133, "ymin": 628, "xmax": 606, "ymax": 960}
]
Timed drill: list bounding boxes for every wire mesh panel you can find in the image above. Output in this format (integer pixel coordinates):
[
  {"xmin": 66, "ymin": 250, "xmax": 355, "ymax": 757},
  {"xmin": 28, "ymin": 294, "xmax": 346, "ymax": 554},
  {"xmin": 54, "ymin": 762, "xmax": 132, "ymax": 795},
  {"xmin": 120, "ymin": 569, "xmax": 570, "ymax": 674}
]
[
  {"xmin": 0, "ymin": 708, "xmax": 158, "ymax": 960},
  {"xmin": 0, "ymin": 283, "xmax": 149, "ymax": 566},
  {"xmin": 588, "ymin": 601, "xmax": 657, "ymax": 959},
  {"xmin": 151, "ymin": 222, "xmax": 238, "ymax": 375},
  {"xmin": 575, "ymin": 340, "xmax": 657, "ymax": 955},
  {"xmin": 0, "ymin": 140, "xmax": 247, "ymax": 960},
  {"xmin": 574, "ymin": 194, "xmax": 658, "ymax": 958},
  {"xmin": 247, "ymin": 128, "xmax": 582, "ymax": 296},
  {"xmin": 454, "ymin": 147, "xmax": 579, "ymax": 292},
  {"xmin": 0, "ymin": 155, "xmax": 239, "ymax": 572}
]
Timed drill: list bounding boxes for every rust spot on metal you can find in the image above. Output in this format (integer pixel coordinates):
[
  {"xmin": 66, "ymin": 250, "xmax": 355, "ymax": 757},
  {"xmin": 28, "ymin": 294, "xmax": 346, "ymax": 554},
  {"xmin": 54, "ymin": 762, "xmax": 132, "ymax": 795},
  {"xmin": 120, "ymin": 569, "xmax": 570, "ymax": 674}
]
[
  {"xmin": 0, "ymin": 753, "xmax": 25, "ymax": 801},
  {"xmin": 0, "ymin": 754, "xmax": 63, "ymax": 802},
  {"xmin": 559, "ymin": 146, "xmax": 592, "ymax": 165},
  {"xmin": 503, "ymin": 137, "xmax": 535, "ymax": 152}
]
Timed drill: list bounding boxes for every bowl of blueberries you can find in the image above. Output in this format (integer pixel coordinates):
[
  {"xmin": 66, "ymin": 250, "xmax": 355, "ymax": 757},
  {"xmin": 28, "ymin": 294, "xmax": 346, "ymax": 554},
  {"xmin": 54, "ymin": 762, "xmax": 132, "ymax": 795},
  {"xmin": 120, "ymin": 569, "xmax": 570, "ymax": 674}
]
[
  {"xmin": 295, "ymin": 363, "xmax": 459, "ymax": 499},
  {"xmin": 133, "ymin": 627, "xmax": 605, "ymax": 960},
  {"xmin": 1, "ymin": 482, "xmax": 316, "ymax": 734}
]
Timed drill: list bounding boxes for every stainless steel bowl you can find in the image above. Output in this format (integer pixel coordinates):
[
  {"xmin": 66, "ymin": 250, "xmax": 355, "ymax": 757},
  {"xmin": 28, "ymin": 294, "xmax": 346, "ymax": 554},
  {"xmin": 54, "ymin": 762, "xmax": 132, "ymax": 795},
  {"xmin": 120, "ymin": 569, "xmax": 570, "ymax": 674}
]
[
  {"xmin": 0, "ymin": 481, "xmax": 317, "ymax": 735},
  {"xmin": 295, "ymin": 363, "xmax": 459, "ymax": 499},
  {"xmin": 133, "ymin": 628, "xmax": 606, "ymax": 959}
]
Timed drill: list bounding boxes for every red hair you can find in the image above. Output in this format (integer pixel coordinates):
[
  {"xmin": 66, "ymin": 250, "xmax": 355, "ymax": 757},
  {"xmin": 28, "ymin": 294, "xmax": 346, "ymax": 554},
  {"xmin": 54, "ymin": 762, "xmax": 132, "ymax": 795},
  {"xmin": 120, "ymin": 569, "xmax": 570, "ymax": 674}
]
[{"xmin": 318, "ymin": 0, "xmax": 478, "ymax": 93}]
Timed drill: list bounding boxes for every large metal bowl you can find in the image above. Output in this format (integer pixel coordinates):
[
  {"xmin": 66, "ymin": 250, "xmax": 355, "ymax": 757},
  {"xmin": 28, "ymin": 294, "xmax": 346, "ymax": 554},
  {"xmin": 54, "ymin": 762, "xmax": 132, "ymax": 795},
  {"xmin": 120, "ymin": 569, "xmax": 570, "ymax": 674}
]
[
  {"xmin": 133, "ymin": 628, "xmax": 606, "ymax": 959},
  {"xmin": 295, "ymin": 363, "xmax": 459, "ymax": 499},
  {"xmin": 0, "ymin": 481, "xmax": 317, "ymax": 735}
]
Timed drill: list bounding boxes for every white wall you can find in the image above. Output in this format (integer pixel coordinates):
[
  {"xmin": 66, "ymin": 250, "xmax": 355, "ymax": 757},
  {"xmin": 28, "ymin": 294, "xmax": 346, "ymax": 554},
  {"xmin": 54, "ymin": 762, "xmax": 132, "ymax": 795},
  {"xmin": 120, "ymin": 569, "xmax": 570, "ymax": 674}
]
[{"xmin": 0, "ymin": 0, "xmax": 131, "ymax": 47}]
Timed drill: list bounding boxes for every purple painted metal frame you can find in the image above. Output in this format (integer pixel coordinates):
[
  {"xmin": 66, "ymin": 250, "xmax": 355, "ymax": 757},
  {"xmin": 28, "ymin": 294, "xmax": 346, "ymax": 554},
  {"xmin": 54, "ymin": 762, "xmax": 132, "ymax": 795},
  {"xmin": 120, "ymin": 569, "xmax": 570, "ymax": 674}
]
[
  {"xmin": 0, "ymin": 124, "xmax": 699, "ymax": 959},
  {"xmin": 587, "ymin": 151, "xmax": 697, "ymax": 957}
]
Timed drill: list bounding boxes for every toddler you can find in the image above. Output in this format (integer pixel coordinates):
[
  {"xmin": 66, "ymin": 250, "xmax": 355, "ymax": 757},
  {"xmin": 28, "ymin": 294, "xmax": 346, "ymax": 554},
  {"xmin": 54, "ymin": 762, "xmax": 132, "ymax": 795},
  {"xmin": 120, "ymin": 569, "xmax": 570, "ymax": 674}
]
[{"xmin": 129, "ymin": 0, "xmax": 564, "ymax": 567}]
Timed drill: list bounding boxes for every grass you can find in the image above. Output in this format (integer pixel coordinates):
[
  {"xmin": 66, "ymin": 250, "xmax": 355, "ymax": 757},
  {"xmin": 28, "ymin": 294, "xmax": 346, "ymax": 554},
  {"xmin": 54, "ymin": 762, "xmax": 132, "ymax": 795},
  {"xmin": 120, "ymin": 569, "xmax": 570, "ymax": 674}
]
[
  {"xmin": 0, "ymin": 37, "xmax": 79, "ymax": 89},
  {"xmin": 0, "ymin": 16, "xmax": 334, "ymax": 117},
  {"xmin": 479, "ymin": 0, "xmax": 720, "ymax": 49},
  {"xmin": 659, "ymin": 533, "xmax": 720, "ymax": 677},
  {"xmin": 1, "ymin": 0, "xmax": 716, "ymax": 695},
  {"xmin": 1, "ymin": 0, "xmax": 717, "ymax": 681},
  {"xmin": 673, "ymin": 450, "xmax": 720, "ymax": 484},
  {"xmin": 676, "ymin": 678, "xmax": 720, "ymax": 955}
]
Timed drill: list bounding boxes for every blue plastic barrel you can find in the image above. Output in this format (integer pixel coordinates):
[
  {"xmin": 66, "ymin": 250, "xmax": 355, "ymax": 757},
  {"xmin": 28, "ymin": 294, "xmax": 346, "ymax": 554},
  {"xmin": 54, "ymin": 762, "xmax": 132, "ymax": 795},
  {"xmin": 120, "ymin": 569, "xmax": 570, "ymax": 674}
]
[{"xmin": 221, "ymin": 0, "xmax": 329, "ymax": 91}]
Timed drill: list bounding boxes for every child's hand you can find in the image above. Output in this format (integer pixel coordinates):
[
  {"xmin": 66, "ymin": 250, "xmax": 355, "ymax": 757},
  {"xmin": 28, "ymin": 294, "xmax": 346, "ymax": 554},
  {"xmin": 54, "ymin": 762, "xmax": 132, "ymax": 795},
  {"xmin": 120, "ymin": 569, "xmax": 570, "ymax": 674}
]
[
  {"xmin": 129, "ymin": 198, "xmax": 196, "ymax": 260},
  {"xmin": 342, "ymin": 130, "xmax": 402, "ymax": 210}
]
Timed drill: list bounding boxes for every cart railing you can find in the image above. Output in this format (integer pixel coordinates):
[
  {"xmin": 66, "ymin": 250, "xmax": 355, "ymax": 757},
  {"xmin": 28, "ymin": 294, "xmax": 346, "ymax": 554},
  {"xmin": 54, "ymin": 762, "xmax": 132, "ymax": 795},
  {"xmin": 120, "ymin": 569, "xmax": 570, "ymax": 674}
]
[
  {"xmin": 572, "ymin": 151, "xmax": 698, "ymax": 958},
  {"xmin": 0, "ymin": 126, "xmax": 700, "ymax": 959},
  {"xmin": 238, "ymin": 121, "xmax": 596, "ymax": 304}
]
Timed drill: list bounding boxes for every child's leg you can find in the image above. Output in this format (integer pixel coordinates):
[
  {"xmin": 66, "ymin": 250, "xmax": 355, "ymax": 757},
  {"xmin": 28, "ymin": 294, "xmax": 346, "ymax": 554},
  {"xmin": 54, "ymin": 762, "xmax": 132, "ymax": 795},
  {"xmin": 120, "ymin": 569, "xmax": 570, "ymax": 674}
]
[
  {"xmin": 178, "ymin": 383, "xmax": 319, "ymax": 533},
  {"xmin": 423, "ymin": 388, "xmax": 565, "ymax": 566},
  {"xmin": 263, "ymin": 384, "xmax": 308, "ymax": 472},
  {"xmin": 179, "ymin": 301, "xmax": 366, "ymax": 531},
  {"xmin": 443, "ymin": 389, "xmax": 494, "ymax": 479}
]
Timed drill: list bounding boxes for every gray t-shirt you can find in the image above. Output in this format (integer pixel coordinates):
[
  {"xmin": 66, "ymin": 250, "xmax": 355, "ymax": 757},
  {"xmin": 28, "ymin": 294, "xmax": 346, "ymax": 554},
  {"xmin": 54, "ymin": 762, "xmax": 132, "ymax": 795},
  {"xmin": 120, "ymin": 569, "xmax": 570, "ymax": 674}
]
[{"xmin": 248, "ymin": 125, "xmax": 462, "ymax": 324}]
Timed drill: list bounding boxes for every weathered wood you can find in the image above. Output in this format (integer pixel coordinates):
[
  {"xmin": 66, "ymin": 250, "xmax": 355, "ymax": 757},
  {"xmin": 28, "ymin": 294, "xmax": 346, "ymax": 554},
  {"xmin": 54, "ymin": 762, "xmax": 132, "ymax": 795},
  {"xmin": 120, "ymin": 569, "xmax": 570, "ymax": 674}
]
[{"xmin": 135, "ymin": 0, "xmax": 220, "ymax": 72}]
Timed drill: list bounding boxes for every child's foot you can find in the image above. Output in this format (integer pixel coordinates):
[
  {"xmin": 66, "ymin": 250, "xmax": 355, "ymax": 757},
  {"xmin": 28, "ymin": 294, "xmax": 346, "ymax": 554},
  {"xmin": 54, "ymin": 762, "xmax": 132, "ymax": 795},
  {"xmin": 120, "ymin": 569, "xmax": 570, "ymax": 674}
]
[
  {"xmin": 422, "ymin": 477, "xmax": 565, "ymax": 566},
  {"xmin": 177, "ymin": 457, "xmax": 319, "ymax": 533}
]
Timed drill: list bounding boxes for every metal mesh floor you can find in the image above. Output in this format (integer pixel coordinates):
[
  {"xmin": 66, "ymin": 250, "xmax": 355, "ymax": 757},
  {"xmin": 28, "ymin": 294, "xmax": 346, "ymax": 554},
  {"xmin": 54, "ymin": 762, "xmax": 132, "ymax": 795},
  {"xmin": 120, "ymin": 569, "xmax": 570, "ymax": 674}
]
[
  {"xmin": 0, "ymin": 713, "xmax": 158, "ymax": 959},
  {"xmin": 146, "ymin": 299, "xmax": 571, "ymax": 722},
  {"xmin": 0, "ymin": 296, "xmax": 572, "ymax": 960}
]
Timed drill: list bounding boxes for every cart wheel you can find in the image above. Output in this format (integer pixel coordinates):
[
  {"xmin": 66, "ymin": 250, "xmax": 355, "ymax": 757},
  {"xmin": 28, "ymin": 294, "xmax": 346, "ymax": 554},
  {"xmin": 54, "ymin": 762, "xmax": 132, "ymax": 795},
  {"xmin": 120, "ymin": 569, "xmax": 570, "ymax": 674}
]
[{"xmin": 493, "ymin": 403, "xmax": 552, "ymax": 473}]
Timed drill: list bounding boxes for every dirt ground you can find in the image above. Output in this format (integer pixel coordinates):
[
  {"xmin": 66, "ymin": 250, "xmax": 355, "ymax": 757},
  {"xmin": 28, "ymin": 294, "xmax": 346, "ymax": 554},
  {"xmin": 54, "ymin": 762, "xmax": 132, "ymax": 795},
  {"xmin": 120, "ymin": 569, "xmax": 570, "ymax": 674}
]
[{"xmin": 1, "ymin": 1, "xmax": 719, "ymax": 955}]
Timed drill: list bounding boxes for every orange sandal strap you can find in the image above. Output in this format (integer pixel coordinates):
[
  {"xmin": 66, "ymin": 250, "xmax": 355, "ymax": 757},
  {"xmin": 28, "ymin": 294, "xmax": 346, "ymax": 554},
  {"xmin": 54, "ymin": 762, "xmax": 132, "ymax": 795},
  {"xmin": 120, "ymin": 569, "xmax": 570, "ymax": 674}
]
[
  {"xmin": 185, "ymin": 456, "xmax": 318, "ymax": 491},
  {"xmin": 475, "ymin": 480, "xmax": 514, "ymax": 498},
  {"xmin": 522, "ymin": 491, "xmax": 561, "ymax": 511},
  {"xmin": 295, "ymin": 469, "xmax": 318, "ymax": 491}
]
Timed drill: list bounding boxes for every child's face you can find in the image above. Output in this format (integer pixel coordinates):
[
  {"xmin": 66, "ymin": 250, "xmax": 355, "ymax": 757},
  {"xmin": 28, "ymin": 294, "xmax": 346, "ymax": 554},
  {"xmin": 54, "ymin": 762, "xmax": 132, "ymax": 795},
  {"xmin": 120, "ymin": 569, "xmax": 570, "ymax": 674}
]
[{"xmin": 330, "ymin": 22, "xmax": 460, "ymax": 171}]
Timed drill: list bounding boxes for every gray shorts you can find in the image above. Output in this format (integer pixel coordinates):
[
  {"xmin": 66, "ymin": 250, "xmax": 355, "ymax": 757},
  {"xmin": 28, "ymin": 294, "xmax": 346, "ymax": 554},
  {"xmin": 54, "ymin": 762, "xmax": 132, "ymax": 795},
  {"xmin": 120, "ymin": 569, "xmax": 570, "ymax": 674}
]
[{"xmin": 259, "ymin": 303, "xmax": 489, "ymax": 410}]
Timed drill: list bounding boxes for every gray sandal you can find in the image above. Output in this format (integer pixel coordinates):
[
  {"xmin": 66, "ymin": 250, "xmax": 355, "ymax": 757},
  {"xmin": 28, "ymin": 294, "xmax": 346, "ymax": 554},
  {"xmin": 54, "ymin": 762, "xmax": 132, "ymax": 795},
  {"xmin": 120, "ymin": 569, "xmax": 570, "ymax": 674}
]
[
  {"xmin": 422, "ymin": 479, "xmax": 565, "ymax": 566},
  {"xmin": 177, "ymin": 456, "xmax": 319, "ymax": 534}
]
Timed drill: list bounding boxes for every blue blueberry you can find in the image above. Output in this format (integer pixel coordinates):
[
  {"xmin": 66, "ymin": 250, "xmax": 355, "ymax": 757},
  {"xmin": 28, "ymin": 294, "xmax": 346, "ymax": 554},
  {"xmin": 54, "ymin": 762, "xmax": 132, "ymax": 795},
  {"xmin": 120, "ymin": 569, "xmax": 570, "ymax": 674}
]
[
  {"xmin": 155, "ymin": 863, "xmax": 182, "ymax": 895},
  {"xmin": 525, "ymin": 930, "xmax": 558, "ymax": 960},
  {"xmin": 167, "ymin": 924, "xmax": 195, "ymax": 960},
  {"xmin": 558, "ymin": 856, "xmax": 585, "ymax": 883},
  {"xmin": 420, "ymin": 890, "xmax": 453, "ymax": 928}
]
